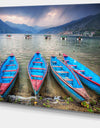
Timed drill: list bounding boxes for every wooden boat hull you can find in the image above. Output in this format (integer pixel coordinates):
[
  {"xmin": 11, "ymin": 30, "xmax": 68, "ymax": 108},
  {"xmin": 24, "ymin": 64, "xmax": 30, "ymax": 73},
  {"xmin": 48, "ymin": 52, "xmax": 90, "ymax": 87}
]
[
  {"xmin": 75, "ymin": 72, "xmax": 100, "ymax": 95},
  {"xmin": 1, "ymin": 75, "xmax": 17, "ymax": 98},
  {"xmin": 51, "ymin": 69, "xmax": 85, "ymax": 102},
  {"xmin": 0, "ymin": 54, "xmax": 19, "ymax": 99},
  {"xmin": 28, "ymin": 52, "xmax": 48, "ymax": 96},
  {"xmin": 50, "ymin": 56, "xmax": 89, "ymax": 102},
  {"xmin": 63, "ymin": 54, "xmax": 100, "ymax": 95}
]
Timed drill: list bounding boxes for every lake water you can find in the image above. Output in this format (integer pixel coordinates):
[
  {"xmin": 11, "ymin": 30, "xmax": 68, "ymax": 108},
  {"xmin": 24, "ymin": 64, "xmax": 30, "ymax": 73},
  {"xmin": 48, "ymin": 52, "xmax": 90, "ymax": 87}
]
[{"xmin": 0, "ymin": 34, "xmax": 100, "ymax": 100}]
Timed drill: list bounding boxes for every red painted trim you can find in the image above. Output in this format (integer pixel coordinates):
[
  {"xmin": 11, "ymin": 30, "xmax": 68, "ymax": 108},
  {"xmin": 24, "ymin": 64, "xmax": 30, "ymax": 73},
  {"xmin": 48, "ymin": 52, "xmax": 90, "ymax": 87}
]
[
  {"xmin": 30, "ymin": 67, "xmax": 45, "ymax": 70},
  {"xmin": 27, "ymin": 52, "xmax": 48, "ymax": 93},
  {"xmin": 10, "ymin": 53, "xmax": 14, "ymax": 56},
  {"xmin": 6, "ymin": 64, "xmax": 16, "ymax": 66},
  {"xmin": 77, "ymin": 70, "xmax": 85, "ymax": 72},
  {"xmin": 36, "ymin": 51, "xmax": 40, "ymax": 54},
  {"xmin": 31, "ymin": 75, "xmax": 43, "ymax": 78},
  {"xmin": 74, "ymin": 70, "xmax": 100, "ymax": 87},
  {"xmin": 50, "ymin": 63, "xmax": 87, "ymax": 100},
  {"xmin": 62, "ymin": 55, "xmax": 80, "ymax": 85},
  {"xmin": 63, "ymin": 54, "xmax": 100, "ymax": 87},
  {"xmin": 63, "ymin": 53, "xmax": 68, "ymax": 57},
  {"xmin": 1, "ymin": 55, "xmax": 19, "ymax": 95},
  {"xmin": 33, "ymin": 62, "xmax": 43, "ymax": 63},
  {"xmin": 69, "ymin": 65, "xmax": 77, "ymax": 67},
  {"xmin": 2, "ymin": 76, "xmax": 14, "ymax": 78},
  {"xmin": 3, "ymin": 70, "xmax": 16, "ymax": 72}
]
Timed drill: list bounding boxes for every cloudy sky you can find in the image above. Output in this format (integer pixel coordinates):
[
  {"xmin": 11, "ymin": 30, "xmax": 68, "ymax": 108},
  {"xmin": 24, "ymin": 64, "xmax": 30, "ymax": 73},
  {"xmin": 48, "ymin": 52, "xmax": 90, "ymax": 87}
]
[{"xmin": 0, "ymin": 4, "xmax": 100, "ymax": 27}]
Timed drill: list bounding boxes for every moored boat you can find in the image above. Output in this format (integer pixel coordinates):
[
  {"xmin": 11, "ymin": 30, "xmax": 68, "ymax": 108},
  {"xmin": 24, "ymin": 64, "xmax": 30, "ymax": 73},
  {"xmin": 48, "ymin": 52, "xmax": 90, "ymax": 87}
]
[
  {"xmin": 61, "ymin": 35, "xmax": 67, "ymax": 40},
  {"xmin": 44, "ymin": 35, "xmax": 51, "ymax": 39},
  {"xmin": 6, "ymin": 34, "xmax": 12, "ymax": 38},
  {"xmin": 0, "ymin": 54, "xmax": 19, "ymax": 99},
  {"xmin": 50, "ymin": 56, "xmax": 89, "ymax": 102},
  {"xmin": 25, "ymin": 34, "xmax": 32, "ymax": 39},
  {"xmin": 77, "ymin": 36, "xmax": 82, "ymax": 41},
  {"xmin": 28, "ymin": 52, "xmax": 48, "ymax": 96},
  {"xmin": 63, "ymin": 54, "xmax": 100, "ymax": 95}
]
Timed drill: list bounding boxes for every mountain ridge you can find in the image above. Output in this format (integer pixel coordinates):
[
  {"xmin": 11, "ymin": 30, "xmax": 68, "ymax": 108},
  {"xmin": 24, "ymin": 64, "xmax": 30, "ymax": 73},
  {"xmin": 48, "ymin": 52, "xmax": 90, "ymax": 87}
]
[
  {"xmin": 38, "ymin": 13, "xmax": 100, "ymax": 34},
  {"xmin": 5, "ymin": 21, "xmax": 45, "ymax": 34},
  {"xmin": 0, "ymin": 13, "xmax": 100, "ymax": 34}
]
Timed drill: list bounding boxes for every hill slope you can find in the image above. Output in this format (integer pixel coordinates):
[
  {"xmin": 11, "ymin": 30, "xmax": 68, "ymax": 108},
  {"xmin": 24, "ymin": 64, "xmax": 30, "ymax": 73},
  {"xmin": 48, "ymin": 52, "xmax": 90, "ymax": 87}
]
[
  {"xmin": 5, "ymin": 21, "xmax": 44, "ymax": 34},
  {"xmin": 0, "ymin": 19, "xmax": 23, "ymax": 33},
  {"xmin": 39, "ymin": 13, "xmax": 100, "ymax": 34}
]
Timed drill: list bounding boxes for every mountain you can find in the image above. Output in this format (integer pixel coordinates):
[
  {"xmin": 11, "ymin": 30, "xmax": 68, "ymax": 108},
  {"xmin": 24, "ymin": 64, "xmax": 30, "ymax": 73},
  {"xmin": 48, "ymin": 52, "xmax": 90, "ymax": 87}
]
[
  {"xmin": 39, "ymin": 13, "xmax": 100, "ymax": 34},
  {"xmin": 0, "ymin": 19, "xmax": 23, "ymax": 33},
  {"xmin": 1, "ymin": 13, "xmax": 100, "ymax": 34},
  {"xmin": 5, "ymin": 21, "xmax": 44, "ymax": 34}
]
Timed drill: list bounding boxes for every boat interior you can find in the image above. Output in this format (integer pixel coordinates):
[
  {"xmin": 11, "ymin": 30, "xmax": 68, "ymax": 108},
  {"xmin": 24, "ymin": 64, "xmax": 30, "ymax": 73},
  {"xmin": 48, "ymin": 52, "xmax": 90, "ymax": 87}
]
[
  {"xmin": 63, "ymin": 55, "xmax": 100, "ymax": 84},
  {"xmin": 51, "ymin": 56, "xmax": 83, "ymax": 88},
  {"xmin": 29, "ymin": 53, "xmax": 47, "ymax": 81},
  {"xmin": 0, "ymin": 56, "xmax": 18, "ymax": 84}
]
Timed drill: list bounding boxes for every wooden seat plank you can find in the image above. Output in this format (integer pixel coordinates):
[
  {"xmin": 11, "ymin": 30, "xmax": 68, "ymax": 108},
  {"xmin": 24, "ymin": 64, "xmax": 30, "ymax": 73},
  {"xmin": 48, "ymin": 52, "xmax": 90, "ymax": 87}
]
[
  {"xmin": 52, "ymin": 66, "xmax": 62, "ymax": 67},
  {"xmin": 77, "ymin": 70, "xmax": 85, "ymax": 72},
  {"xmin": 31, "ymin": 75, "xmax": 43, "ymax": 78},
  {"xmin": 64, "ymin": 77, "xmax": 73, "ymax": 81},
  {"xmin": 30, "ymin": 67, "xmax": 45, "ymax": 70},
  {"xmin": 3, "ymin": 70, "xmax": 16, "ymax": 72},
  {"xmin": 2, "ymin": 76, "xmax": 14, "ymax": 78},
  {"xmin": 33, "ymin": 62, "xmax": 43, "ymax": 64},
  {"xmin": 56, "ymin": 71, "xmax": 69, "ymax": 73}
]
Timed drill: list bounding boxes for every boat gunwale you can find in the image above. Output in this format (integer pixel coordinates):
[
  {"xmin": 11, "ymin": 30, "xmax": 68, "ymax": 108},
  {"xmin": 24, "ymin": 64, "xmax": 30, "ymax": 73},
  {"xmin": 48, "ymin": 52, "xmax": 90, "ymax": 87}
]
[
  {"xmin": 0, "ymin": 55, "xmax": 19, "ymax": 96},
  {"xmin": 63, "ymin": 54, "xmax": 100, "ymax": 87},
  {"xmin": 27, "ymin": 53, "xmax": 48, "ymax": 95},
  {"xmin": 50, "ymin": 56, "xmax": 88, "ymax": 100}
]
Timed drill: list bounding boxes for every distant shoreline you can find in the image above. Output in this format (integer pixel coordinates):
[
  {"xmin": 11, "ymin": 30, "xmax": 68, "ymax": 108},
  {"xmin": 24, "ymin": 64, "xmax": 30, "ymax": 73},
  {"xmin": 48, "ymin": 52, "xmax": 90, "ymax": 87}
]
[{"xmin": 0, "ymin": 33, "xmax": 100, "ymax": 38}]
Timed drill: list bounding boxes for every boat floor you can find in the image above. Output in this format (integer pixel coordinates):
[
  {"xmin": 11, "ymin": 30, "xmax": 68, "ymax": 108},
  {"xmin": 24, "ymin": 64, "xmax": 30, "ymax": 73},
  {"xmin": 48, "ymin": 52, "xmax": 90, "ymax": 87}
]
[
  {"xmin": 30, "ymin": 58, "xmax": 45, "ymax": 80},
  {"xmin": 51, "ymin": 60, "xmax": 74, "ymax": 86}
]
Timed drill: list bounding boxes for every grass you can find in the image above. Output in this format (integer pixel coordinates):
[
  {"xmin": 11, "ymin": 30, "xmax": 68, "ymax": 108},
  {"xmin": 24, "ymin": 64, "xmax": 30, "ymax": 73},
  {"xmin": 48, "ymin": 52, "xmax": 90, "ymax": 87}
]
[
  {"xmin": 0, "ymin": 97, "xmax": 4, "ymax": 101},
  {"xmin": 63, "ymin": 96, "xmax": 67, "ymax": 100},
  {"xmin": 17, "ymin": 98, "xmax": 21, "ymax": 102},
  {"xmin": 66, "ymin": 100, "xmax": 69, "ymax": 105},
  {"xmin": 43, "ymin": 103, "xmax": 50, "ymax": 108},
  {"xmin": 96, "ymin": 107, "xmax": 100, "ymax": 112},
  {"xmin": 46, "ymin": 100, "xmax": 50, "ymax": 103},
  {"xmin": 39, "ymin": 96, "xmax": 43, "ymax": 100},
  {"xmin": 87, "ymin": 108, "xmax": 94, "ymax": 113},
  {"xmin": 81, "ymin": 101, "xmax": 89, "ymax": 108},
  {"xmin": 69, "ymin": 97, "xmax": 74, "ymax": 102}
]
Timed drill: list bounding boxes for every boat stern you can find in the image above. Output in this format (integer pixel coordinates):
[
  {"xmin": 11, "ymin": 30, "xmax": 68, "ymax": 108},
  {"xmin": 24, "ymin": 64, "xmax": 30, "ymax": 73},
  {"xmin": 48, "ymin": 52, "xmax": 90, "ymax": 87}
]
[
  {"xmin": 10, "ymin": 53, "xmax": 14, "ymax": 56},
  {"xmin": 75, "ymin": 88, "xmax": 90, "ymax": 101}
]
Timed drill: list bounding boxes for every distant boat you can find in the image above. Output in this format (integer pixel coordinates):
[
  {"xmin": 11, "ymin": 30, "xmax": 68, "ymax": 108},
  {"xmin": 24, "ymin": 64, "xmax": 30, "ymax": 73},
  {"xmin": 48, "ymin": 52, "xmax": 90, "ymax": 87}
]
[
  {"xmin": 44, "ymin": 35, "xmax": 51, "ymax": 39},
  {"xmin": 61, "ymin": 35, "xmax": 67, "ymax": 40},
  {"xmin": 77, "ymin": 37, "xmax": 82, "ymax": 41},
  {"xmin": 6, "ymin": 34, "xmax": 12, "ymax": 38},
  {"xmin": 50, "ymin": 56, "xmax": 89, "ymax": 102},
  {"xmin": 25, "ymin": 34, "xmax": 32, "ymax": 39},
  {"xmin": 28, "ymin": 52, "xmax": 48, "ymax": 96},
  {"xmin": 0, "ymin": 54, "xmax": 19, "ymax": 99},
  {"xmin": 63, "ymin": 54, "xmax": 100, "ymax": 95}
]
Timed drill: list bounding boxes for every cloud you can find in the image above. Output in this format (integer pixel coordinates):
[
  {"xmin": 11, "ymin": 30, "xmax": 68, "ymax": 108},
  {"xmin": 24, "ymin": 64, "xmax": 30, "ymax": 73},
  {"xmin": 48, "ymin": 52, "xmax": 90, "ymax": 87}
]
[
  {"xmin": 0, "ymin": 4, "xmax": 100, "ymax": 27},
  {"xmin": 35, "ymin": 7, "xmax": 68, "ymax": 27},
  {"xmin": 0, "ymin": 14, "xmax": 35, "ymax": 26}
]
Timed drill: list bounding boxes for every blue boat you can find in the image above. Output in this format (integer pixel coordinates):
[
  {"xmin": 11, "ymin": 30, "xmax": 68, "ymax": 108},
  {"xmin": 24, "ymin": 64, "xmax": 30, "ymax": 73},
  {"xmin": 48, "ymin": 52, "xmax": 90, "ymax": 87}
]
[
  {"xmin": 0, "ymin": 54, "xmax": 19, "ymax": 99},
  {"xmin": 50, "ymin": 56, "xmax": 89, "ymax": 102},
  {"xmin": 28, "ymin": 51, "xmax": 48, "ymax": 96},
  {"xmin": 63, "ymin": 54, "xmax": 100, "ymax": 95}
]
